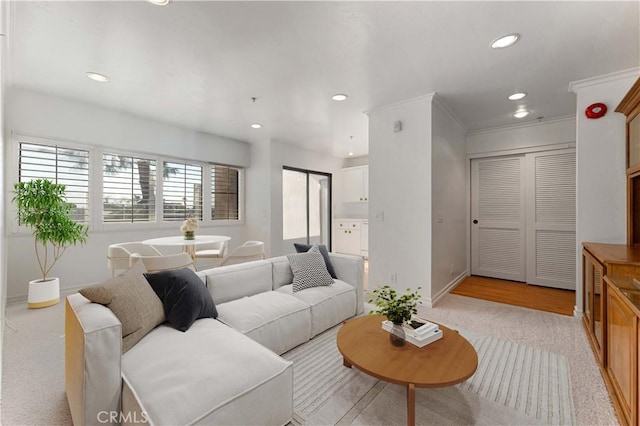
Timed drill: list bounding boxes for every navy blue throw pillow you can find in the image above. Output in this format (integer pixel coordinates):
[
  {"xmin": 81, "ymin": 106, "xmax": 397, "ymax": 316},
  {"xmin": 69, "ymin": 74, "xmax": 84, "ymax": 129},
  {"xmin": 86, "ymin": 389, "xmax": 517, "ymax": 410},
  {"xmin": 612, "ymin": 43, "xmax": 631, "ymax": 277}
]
[
  {"xmin": 144, "ymin": 268, "xmax": 217, "ymax": 332},
  {"xmin": 293, "ymin": 243, "xmax": 337, "ymax": 279}
]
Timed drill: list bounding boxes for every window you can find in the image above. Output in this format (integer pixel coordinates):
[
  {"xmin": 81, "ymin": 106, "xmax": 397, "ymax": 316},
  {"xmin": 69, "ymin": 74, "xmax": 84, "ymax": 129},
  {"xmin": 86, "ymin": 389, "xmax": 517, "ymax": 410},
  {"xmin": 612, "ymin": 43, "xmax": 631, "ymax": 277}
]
[
  {"xmin": 211, "ymin": 165, "xmax": 239, "ymax": 220},
  {"xmin": 103, "ymin": 153, "xmax": 156, "ymax": 223},
  {"xmin": 162, "ymin": 161, "xmax": 203, "ymax": 221},
  {"xmin": 18, "ymin": 142, "xmax": 90, "ymax": 222},
  {"xmin": 16, "ymin": 139, "xmax": 244, "ymax": 227}
]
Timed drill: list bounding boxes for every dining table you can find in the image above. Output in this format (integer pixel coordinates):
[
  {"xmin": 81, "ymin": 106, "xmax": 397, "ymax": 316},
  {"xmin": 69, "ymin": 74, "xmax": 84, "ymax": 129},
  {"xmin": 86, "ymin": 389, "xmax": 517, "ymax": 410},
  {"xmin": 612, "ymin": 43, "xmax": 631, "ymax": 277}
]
[{"xmin": 142, "ymin": 235, "xmax": 231, "ymax": 261}]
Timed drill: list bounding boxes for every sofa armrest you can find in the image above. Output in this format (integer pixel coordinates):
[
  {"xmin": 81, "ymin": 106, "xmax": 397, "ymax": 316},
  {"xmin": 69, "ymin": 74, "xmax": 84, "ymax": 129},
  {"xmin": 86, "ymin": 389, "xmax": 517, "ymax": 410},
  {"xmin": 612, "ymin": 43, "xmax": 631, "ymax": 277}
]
[
  {"xmin": 65, "ymin": 294, "xmax": 123, "ymax": 425},
  {"xmin": 329, "ymin": 253, "xmax": 364, "ymax": 315}
]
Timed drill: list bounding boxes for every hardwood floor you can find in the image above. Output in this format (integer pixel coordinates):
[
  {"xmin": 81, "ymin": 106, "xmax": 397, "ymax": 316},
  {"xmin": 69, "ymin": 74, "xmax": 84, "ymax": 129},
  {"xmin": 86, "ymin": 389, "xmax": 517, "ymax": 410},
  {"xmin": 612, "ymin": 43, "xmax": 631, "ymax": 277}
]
[{"xmin": 452, "ymin": 275, "xmax": 576, "ymax": 316}]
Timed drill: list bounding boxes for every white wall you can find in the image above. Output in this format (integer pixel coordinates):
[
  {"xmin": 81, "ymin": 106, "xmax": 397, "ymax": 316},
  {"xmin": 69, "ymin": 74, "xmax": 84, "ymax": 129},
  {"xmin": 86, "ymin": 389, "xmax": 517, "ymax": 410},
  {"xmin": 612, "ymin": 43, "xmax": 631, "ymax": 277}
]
[
  {"xmin": 570, "ymin": 69, "xmax": 640, "ymax": 313},
  {"xmin": 431, "ymin": 97, "xmax": 467, "ymax": 302},
  {"xmin": 0, "ymin": 0, "xmax": 9, "ymax": 396},
  {"xmin": 5, "ymin": 88, "xmax": 252, "ymax": 301},
  {"xmin": 245, "ymin": 139, "xmax": 273, "ymax": 256},
  {"xmin": 466, "ymin": 117, "xmax": 575, "ymax": 156},
  {"xmin": 368, "ymin": 95, "xmax": 433, "ymax": 303}
]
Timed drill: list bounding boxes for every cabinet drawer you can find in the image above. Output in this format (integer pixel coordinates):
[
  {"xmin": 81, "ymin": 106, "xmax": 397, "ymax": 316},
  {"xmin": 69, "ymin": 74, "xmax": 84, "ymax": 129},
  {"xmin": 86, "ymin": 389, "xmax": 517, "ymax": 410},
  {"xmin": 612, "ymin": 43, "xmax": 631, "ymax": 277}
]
[{"xmin": 336, "ymin": 220, "xmax": 360, "ymax": 230}]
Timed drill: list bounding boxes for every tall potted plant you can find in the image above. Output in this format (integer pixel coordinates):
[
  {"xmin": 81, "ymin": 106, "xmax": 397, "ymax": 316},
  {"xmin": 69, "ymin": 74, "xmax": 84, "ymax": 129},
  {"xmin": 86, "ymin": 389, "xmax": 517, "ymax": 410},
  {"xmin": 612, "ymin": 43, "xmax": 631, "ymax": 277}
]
[{"xmin": 13, "ymin": 179, "xmax": 89, "ymax": 308}]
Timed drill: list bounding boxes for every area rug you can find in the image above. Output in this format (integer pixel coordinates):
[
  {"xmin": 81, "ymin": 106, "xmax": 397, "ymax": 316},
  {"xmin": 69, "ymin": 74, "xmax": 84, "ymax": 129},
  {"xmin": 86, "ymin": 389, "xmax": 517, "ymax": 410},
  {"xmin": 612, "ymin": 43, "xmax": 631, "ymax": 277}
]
[{"xmin": 283, "ymin": 324, "xmax": 576, "ymax": 426}]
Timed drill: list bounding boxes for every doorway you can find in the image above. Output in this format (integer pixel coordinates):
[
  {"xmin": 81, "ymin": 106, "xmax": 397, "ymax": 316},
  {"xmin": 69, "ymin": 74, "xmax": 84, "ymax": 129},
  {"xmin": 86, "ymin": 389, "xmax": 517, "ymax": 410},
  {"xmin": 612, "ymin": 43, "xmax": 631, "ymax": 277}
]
[
  {"xmin": 470, "ymin": 148, "xmax": 576, "ymax": 290},
  {"xmin": 282, "ymin": 167, "xmax": 332, "ymax": 249}
]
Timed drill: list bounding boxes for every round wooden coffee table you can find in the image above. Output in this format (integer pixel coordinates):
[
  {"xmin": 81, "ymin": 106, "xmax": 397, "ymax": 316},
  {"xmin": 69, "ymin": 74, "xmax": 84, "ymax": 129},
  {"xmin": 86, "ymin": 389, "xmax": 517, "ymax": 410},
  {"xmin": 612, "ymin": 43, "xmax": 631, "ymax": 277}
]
[{"xmin": 337, "ymin": 315, "xmax": 478, "ymax": 426}]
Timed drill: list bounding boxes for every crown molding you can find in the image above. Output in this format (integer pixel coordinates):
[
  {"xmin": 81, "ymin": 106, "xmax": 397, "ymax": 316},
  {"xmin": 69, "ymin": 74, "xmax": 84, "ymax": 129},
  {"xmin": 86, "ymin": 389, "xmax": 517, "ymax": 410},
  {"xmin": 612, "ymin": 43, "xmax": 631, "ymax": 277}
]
[
  {"xmin": 467, "ymin": 115, "xmax": 575, "ymax": 137},
  {"xmin": 432, "ymin": 93, "xmax": 467, "ymax": 134},
  {"xmin": 365, "ymin": 92, "xmax": 435, "ymax": 116},
  {"xmin": 569, "ymin": 67, "xmax": 640, "ymax": 93}
]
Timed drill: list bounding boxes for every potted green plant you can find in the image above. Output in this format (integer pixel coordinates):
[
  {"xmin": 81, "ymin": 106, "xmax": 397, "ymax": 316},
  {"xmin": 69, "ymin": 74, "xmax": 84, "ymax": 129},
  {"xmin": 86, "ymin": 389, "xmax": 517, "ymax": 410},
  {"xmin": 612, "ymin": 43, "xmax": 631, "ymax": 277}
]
[
  {"xmin": 13, "ymin": 179, "xmax": 89, "ymax": 308},
  {"xmin": 369, "ymin": 285, "xmax": 421, "ymax": 346}
]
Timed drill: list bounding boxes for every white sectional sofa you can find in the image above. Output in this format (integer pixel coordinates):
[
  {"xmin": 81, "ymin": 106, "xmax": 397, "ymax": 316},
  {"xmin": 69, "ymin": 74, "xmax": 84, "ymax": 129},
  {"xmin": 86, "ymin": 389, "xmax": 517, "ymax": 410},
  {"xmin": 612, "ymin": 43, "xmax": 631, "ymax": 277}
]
[{"xmin": 65, "ymin": 253, "xmax": 364, "ymax": 426}]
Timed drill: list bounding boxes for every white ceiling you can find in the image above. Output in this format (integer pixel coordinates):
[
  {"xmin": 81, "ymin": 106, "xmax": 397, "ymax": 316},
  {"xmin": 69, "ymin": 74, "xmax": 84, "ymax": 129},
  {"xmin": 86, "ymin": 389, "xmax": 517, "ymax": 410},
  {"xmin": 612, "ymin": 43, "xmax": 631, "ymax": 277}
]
[{"xmin": 8, "ymin": 1, "xmax": 640, "ymax": 158}]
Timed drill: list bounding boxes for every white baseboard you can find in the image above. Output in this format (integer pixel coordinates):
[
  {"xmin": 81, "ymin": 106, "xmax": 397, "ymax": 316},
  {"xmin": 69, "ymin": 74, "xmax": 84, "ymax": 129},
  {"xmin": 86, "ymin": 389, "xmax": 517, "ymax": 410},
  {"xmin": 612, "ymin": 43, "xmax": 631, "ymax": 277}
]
[
  {"xmin": 422, "ymin": 270, "xmax": 469, "ymax": 308},
  {"xmin": 7, "ymin": 282, "xmax": 88, "ymax": 306},
  {"xmin": 573, "ymin": 306, "xmax": 582, "ymax": 317}
]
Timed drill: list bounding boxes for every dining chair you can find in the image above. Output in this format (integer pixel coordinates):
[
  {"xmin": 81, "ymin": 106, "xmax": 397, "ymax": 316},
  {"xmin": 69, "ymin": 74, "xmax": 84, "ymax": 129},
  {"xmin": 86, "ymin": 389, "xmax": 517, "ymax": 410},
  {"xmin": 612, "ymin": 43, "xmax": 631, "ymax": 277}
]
[
  {"xmin": 219, "ymin": 241, "xmax": 265, "ymax": 267},
  {"xmin": 129, "ymin": 252, "xmax": 196, "ymax": 274},
  {"xmin": 107, "ymin": 242, "xmax": 162, "ymax": 277},
  {"xmin": 194, "ymin": 240, "xmax": 229, "ymax": 269}
]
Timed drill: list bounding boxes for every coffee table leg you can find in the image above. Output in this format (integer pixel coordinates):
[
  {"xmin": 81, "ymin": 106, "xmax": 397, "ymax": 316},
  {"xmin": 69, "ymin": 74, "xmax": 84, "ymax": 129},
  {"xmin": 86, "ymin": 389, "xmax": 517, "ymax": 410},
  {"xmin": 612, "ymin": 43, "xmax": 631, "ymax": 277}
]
[
  {"xmin": 407, "ymin": 383, "xmax": 415, "ymax": 426},
  {"xmin": 342, "ymin": 357, "xmax": 352, "ymax": 368}
]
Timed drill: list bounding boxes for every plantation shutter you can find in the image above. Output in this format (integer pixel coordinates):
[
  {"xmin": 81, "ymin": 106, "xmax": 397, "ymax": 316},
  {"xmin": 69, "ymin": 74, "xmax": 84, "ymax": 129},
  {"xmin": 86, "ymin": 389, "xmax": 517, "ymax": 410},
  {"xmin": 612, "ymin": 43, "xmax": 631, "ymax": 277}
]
[
  {"xmin": 18, "ymin": 142, "xmax": 89, "ymax": 223},
  {"xmin": 162, "ymin": 161, "xmax": 203, "ymax": 221},
  {"xmin": 211, "ymin": 165, "xmax": 239, "ymax": 220},
  {"xmin": 103, "ymin": 154, "xmax": 156, "ymax": 223}
]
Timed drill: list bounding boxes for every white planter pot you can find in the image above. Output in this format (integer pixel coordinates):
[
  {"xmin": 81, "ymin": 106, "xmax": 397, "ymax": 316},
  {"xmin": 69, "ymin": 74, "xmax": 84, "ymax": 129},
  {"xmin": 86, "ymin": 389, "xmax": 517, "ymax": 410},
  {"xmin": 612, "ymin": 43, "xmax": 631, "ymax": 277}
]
[{"xmin": 28, "ymin": 277, "xmax": 60, "ymax": 309}]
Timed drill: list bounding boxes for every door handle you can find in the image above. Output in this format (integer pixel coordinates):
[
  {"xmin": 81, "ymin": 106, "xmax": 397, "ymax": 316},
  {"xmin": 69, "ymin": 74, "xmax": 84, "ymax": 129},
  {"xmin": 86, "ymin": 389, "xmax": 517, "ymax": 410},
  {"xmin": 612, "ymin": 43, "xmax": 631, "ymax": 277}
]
[{"xmin": 473, "ymin": 219, "xmax": 478, "ymax": 224}]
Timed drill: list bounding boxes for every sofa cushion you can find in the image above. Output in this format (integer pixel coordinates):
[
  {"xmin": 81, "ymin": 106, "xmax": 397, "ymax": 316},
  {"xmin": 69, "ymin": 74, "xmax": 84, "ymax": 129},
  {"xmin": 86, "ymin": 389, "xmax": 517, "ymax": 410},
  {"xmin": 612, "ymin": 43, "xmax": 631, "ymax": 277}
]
[
  {"xmin": 122, "ymin": 319, "xmax": 293, "ymax": 425},
  {"xmin": 202, "ymin": 260, "xmax": 273, "ymax": 304},
  {"xmin": 276, "ymin": 279, "xmax": 357, "ymax": 337},
  {"xmin": 144, "ymin": 268, "xmax": 217, "ymax": 332},
  {"xmin": 293, "ymin": 243, "xmax": 337, "ymax": 278},
  {"xmin": 287, "ymin": 249, "xmax": 334, "ymax": 292},
  {"xmin": 79, "ymin": 260, "xmax": 164, "ymax": 352},
  {"xmin": 269, "ymin": 256, "xmax": 294, "ymax": 290},
  {"xmin": 216, "ymin": 292, "xmax": 312, "ymax": 354}
]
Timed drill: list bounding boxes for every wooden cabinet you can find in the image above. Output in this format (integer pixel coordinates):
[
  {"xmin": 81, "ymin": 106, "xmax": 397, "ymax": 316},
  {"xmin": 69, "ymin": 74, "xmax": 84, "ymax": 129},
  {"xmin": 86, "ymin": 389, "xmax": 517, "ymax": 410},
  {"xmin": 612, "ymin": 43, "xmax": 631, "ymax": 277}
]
[
  {"xmin": 616, "ymin": 76, "xmax": 640, "ymax": 245},
  {"xmin": 582, "ymin": 243, "xmax": 640, "ymax": 426},
  {"xmin": 583, "ymin": 249, "xmax": 605, "ymax": 363},
  {"xmin": 341, "ymin": 166, "xmax": 368, "ymax": 202},
  {"xmin": 606, "ymin": 278, "xmax": 637, "ymax": 426}
]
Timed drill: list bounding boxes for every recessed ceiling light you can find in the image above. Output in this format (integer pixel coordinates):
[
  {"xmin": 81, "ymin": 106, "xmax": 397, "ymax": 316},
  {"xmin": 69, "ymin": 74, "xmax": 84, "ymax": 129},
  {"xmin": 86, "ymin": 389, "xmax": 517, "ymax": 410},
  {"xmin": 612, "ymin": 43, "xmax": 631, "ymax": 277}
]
[
  {"xmin": 513, "ymin": 110, "xmax": 530, "ymax": 119},
  {"xmin": 490, "ymin": 33, "xmax": 520, "ymax": 49},
  {"xmin": 508, "ymin": 92, "xmax": 527, "ymax": 101},
  {"xmin": 147, "ymin": 0, "xmax": 170, "ymax": 5},
  {"xmin": 86, "ymin": 72, "xmax": 109, "ymax": 83},
  {"xmin": 332, "ymin": 94, "xmax": 348, "ymax": 101},
  {"xmin": 251, "ymin": 123, "xmax": 262, "ymax": 129},
  {"xmin": 348, "ymin": 152, "xmax": 354, "ymax": 157}
]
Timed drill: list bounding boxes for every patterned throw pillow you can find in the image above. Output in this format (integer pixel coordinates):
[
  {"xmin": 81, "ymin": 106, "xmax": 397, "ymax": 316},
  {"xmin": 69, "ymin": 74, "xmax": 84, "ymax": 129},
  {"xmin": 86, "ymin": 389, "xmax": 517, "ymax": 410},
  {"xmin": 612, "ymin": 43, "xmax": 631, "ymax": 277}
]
[
  {"xmin": 287, "ymin": 247, "xmax": 334, "ymax": 292},
  {"xmin": 293, "ymin": 243, "xmax": 337, "ymax": 278}
]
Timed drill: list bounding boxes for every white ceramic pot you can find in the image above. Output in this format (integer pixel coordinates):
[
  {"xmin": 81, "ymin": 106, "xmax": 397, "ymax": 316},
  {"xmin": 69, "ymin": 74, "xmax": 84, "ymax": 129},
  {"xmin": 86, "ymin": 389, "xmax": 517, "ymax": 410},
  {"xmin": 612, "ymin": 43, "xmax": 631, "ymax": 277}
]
[{"xmin": 28, "ymin": 277, "xmax": 60, "ymax": 309}]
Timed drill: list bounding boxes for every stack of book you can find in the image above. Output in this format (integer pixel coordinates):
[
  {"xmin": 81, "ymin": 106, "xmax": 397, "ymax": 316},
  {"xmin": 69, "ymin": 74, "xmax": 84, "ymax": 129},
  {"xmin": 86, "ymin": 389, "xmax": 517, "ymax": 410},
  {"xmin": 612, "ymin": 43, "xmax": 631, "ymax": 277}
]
[{"xmin": 381, "ymin": 316, "xmax": 443, "ymax": 348}]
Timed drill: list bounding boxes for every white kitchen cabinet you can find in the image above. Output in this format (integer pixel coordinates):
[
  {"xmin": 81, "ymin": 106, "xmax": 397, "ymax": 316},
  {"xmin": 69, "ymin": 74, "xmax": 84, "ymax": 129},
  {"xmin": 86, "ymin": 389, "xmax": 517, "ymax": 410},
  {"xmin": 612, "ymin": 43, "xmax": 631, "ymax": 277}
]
[
  {"xmin": 341, "ymin": 166, "xmax": 368, "ymax": 202},
  {"xmin": 334, "ymin": 220, "xmax": 361, "ymax": 255}
]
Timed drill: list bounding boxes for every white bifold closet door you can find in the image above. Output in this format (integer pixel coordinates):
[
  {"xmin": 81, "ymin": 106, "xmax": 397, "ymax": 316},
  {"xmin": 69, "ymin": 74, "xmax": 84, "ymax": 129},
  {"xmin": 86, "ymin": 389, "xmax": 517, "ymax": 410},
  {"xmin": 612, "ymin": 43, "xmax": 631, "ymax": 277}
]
[
  {"xmin": 525, "ymin": 149, "xmax": 576, "ymax": 290},
  {"xmin": 471, "ymin": 149, "xmax": 576, "ymax": 290},
  {"xmin": 471, "ymin": 156, "xmax": 526, "ymax": 282}
]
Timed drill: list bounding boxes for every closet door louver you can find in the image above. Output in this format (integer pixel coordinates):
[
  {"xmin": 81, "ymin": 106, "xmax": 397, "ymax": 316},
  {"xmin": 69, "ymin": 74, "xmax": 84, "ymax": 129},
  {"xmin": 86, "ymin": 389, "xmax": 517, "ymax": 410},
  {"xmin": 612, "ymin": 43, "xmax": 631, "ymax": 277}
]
[
  {"xmin": 471, "ymin": 156, "xmax": 526, "ymax": 281},
  {"xmin": 526, "ymin": 149, "xmax": 576, "ymax": 290}
]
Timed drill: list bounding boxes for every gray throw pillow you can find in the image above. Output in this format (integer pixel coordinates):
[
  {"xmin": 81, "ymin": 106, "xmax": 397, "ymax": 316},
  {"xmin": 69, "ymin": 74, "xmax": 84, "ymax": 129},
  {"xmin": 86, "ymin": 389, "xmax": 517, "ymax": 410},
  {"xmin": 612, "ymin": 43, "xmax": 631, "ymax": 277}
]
[
  {"xmin": 287, "ymin": 247, "xmax": 334, "ymax": 292},
  {"xmin": 79, "ymin": 260, "xmax": 165, "ymax": 352}
]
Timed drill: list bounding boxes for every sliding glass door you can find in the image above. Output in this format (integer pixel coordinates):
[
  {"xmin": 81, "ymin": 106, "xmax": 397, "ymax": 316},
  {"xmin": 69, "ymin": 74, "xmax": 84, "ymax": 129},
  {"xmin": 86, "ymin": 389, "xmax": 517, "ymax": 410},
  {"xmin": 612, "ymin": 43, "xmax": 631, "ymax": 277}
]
[{"xmin": 283, "ymin": 167, "xmax": 331, "ymax": 249}]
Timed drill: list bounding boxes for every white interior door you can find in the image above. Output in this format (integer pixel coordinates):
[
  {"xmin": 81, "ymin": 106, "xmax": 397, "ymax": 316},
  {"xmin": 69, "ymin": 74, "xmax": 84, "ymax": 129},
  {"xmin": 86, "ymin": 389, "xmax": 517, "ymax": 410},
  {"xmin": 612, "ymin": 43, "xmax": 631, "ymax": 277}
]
[
  {"xmin": 525, "ymin": 149, "xmax": 576, "ymax": 290},
  {"xmin": 471, "ymin": 156, "xmax": 526, "ymax": 282}
]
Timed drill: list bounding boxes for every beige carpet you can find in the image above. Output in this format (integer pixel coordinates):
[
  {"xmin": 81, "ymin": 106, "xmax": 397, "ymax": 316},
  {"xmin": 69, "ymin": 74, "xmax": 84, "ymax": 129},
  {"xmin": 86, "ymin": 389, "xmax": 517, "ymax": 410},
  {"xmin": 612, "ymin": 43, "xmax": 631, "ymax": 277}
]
[{"xmin": 1, "ymin": 293, "xmax": 617, "ymax": 425}]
